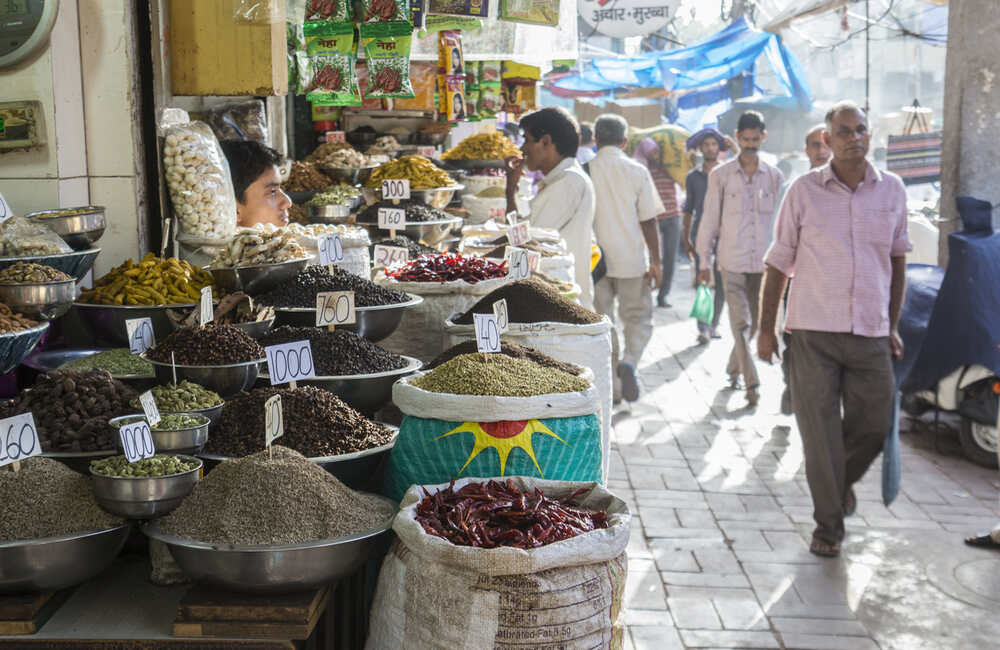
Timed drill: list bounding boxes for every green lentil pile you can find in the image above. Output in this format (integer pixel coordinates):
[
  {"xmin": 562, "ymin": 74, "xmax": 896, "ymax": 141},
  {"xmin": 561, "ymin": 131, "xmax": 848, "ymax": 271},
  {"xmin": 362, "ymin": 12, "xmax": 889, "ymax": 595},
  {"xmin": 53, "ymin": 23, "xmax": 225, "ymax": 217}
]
[
  {"xmin": 0, "ymin": 457, "xmax": 122, "ymax": 542},
  {"xmin": 427, "ymin": 341, "xmax": 582, "ymax": 376},
  {"xmin": 131, "ymin": 381, "xmax": 223, "ymax": 412},
  {"xmin": 91, "ymin": 454, "xmax": 200, "ymax": 478},
  {"xmin": 159, "ymin": 446, "xmax": 394, "ymax": 546},
  {"xmin": 59, "ymin": 349, "xmax": 154, "ymax": 376},
  {"xmin": 411, "ymin": 353, "xmax": 590, "ymax": 397},
  {"xmin": 113, "ymin": 413, "xmax": 207, "ymax": 431}
]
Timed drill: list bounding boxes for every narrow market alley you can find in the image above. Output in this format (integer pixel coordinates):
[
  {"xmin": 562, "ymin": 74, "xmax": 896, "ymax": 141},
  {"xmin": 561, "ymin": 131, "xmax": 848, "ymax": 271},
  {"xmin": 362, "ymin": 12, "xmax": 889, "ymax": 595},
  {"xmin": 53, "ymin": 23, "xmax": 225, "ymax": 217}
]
[{"xmin": 613, "ymin": 265, "xmax": 1000, "ymax": 650}]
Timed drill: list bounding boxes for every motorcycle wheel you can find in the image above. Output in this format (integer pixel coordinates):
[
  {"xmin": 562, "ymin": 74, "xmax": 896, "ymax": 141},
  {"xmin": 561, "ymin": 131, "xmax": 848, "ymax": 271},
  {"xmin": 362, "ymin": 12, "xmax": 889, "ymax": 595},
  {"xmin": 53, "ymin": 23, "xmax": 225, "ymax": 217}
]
[{"xmin": 958, "ymin": 416, "xmax": 999, "ymax": 468}]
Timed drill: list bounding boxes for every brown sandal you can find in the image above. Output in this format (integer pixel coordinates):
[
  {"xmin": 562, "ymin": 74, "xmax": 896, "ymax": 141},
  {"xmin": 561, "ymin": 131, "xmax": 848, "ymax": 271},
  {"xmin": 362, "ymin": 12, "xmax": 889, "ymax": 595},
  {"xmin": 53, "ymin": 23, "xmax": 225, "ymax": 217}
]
[{"xmin": 810, "ymin": 538, "xmax": 841, "ymax": 557}]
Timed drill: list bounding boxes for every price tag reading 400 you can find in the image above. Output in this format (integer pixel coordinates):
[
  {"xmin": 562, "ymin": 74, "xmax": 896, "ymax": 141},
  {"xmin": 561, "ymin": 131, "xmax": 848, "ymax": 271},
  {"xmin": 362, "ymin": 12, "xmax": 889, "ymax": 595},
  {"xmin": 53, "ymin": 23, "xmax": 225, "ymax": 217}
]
[
  {"xmin": 315, "ymin": 291, "xmax": 356, "ymax": 327},
  {"xmin": 119, "ymin": 420, "xmax": 156, "ymax": 463},
  {"xmin": 266, "ymin": 340, "xmax": 317, "ymax": 385},
  {"xmin": 126, "ymin": 317, "xmax": 155, "ymax": 355},
  {"xmin": 0, "ymin": 413, "xmax": 41, "ymax": 467},
  {"xmin": 373, "ymin": 245, "xmax": 408, "ymax": 269},
  {"xmin": 381, "ymin": 179, "xmax": 410, "ymax": 200},
  {"xmin": 265, "ymin": 395, "xmax": 283, "ymax": 446},
  {"xmin": 473, "ymin": 313, "xmax": 502, "ymax": 354},
  {"xmin": 508, "ymin": 221, "xmax": 530, "ymax": 247},
  {"xmin": 378, "ymin": 207, "xmax": 406, "ymax": 230},
  {"xmin": 318, "ymin": 233, "xmax": 345, "ymax": 266},
  {"xmin": 505, "ymin": 247, "xmax": 531, "ymax": 281}
]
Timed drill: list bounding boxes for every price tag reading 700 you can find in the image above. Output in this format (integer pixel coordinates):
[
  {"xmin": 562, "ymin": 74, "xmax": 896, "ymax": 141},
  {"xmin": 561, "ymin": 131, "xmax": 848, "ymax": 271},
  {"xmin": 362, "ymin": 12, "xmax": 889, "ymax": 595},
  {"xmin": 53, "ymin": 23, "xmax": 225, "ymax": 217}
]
[
  {"xmin": 119, "ymin": 419, "xmax": 156, "ymax": 463},
  {"xmin": 265, "ymin": 340, "xmax": 317, "ymax": 385},
  {"xmin": 126, "ymin": 317, "xmax": 155, "ymax": 355},
  {"xmin": 318, "ymin": 233, "xmax": 345, "ymax": 266},
  {"xmin": 315, "ymin": 291, "xmax": 356, "ymax": 327},
  {"xmin": 381, "ymin": 179, "xmax": 410, "ymax": 200},
  {"xmin": 473, "ymin": 313, "xmax": 502, "ymax": 354},
  {"xmin": 0, "ymin": 413, "xmax": 41, "ymax": 468}
]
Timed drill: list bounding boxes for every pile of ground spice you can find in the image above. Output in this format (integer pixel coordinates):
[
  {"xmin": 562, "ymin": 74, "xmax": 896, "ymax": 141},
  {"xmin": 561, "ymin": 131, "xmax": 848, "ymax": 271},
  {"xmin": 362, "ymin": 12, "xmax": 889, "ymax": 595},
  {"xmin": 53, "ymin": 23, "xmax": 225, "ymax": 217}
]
[
  {"xmin": 453, "ymin": 279, "xmax": 602, "ymax": 325},
  {"xmin": 427, "ymin": 341, "xmax": 582, "ymax": 376},
  {"xmin": 158, "ymin": 446, "xmax": 394, "ymax": 546},
  {"xmin": 411, "ymin": 353, "xmax": 590, "ymax": 397}
]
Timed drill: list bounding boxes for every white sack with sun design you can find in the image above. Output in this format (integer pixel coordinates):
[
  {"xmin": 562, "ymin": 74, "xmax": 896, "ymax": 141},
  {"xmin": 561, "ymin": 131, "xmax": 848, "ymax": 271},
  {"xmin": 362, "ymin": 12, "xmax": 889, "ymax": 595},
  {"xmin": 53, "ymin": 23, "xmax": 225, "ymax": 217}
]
[{"xmin": 382, "ymin": 372, "xmax": 603, "ymax": 502}]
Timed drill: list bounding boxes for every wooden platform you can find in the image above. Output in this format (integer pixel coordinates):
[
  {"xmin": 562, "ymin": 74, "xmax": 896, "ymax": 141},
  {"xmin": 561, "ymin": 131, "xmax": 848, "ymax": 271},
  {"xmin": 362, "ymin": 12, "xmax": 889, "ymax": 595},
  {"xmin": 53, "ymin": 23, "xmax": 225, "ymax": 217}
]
[
  {"xmin": 0, "ymin": 591, "xmax": 73, "ymax": 636},
  {"xmin": 172, "ymin": 586, "xmax": 330, "ymax": 640}
]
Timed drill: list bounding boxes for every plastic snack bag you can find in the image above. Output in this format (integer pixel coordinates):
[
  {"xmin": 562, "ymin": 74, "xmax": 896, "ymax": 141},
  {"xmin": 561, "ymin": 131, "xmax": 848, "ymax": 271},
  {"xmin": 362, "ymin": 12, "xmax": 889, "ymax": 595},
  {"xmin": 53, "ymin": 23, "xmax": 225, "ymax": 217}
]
[
  {"xmin": 477, "ymin": 81, "xmax": 501, "ymax": 117},
  {"xmin": 443, "ymin": 75, "xmax": 467, "ymax": 121},
  {"xmin": 304, "ymin": 0, "xmax": 351, "ymax": 22},
  {"xmin": 0, "ymin": 216, "xmax": 72, "ymax": 257},
  {"xmin": 480, "ymin": 60, "xmax": 501, "ymax": 83},
  {"xmin": 499, "ymin": 0, "xmax": 560, "ymax": 27},
  {"xmin": 438, "ymin": 30, "xmax": 465, "ymax": 77},
  {"xmin": 363, "ymin": 0, "xmax": 409, "ymax": 23},
  {"xmin": 362, "ymin": 22, "xmax": 416, "ymax": 100},
  {"xmin": 302, "ymin": 22, "xmax": 361, "ymax": 106}
]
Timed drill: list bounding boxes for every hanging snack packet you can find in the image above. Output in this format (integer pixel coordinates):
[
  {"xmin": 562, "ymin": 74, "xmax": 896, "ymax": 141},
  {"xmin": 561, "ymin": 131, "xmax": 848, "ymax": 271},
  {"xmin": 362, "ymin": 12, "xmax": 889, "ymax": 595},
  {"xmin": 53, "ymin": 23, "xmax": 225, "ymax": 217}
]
[
  {"xmin": 362, "ymin": 22, "xmax": 416, "ymax": 100},
  {"xmin": 438, "ymin": 30, "xmax": 465, "ymax": 77},
  {"xmin": 303, "ymin": 22, "xmax": 361, "ymax": 106},
  {"xmin": 465, "ymin": 87, "xmax": 480, "ymax": 121},
  {"xmin": 444, "ymin": 75, "xmax": 467, "ymax": 121},
  {"xmin": 363, "ymin": 0, "xmax": 409, "ymax": 23},
  {"xmin": 478, "ymin": 81, "xmax": 501, "ymax": 117},
  {"xmin": 465, "ymin": 62, "xmax": 479, "ymax": 89},
  {"xmin": 479, "ymin": 60, "xmax": 501, "ymax": 83},
  {"xmin": 304, "ymin": 0, "xmax": 351, "ymax": 22}
]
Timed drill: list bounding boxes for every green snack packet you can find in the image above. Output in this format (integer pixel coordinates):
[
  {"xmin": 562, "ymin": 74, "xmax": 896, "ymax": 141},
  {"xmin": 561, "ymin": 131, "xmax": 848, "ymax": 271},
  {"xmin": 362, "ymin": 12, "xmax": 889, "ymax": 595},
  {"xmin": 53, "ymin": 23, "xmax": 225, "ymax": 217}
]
[
  {"xmin": 362, "ymin": 0, "xmax": 410, "ymax": 23},
  {"xmin": 362, "ymin": 22, "xmax": 416, "ymax": 100},
  {"xmin": 465, "ymin": 87, "xmax": 480, "ymax": 121},
  {"xmin": 477, "ymin": 81, "xmax": 501, "ymax": 116},
  {"xmin": 303, "ymin": 21, "xmax": 361, "ymax": 106}
]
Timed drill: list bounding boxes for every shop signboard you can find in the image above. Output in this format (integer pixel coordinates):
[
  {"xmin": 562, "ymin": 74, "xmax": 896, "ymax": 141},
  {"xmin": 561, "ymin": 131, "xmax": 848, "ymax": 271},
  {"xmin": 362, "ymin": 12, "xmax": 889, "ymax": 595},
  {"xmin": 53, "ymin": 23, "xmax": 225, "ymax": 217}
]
[{"xmin": 578, "ymin": 0, "xmax": 679, "ymax": 38}]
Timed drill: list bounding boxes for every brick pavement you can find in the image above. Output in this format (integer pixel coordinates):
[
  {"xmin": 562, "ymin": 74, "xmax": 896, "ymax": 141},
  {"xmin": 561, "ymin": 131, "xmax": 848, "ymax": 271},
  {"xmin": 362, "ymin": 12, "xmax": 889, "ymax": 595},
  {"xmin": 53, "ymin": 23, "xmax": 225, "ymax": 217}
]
[{"xmin": 613, "ymin": 267, "xmax": 1000, "ymax": 650}]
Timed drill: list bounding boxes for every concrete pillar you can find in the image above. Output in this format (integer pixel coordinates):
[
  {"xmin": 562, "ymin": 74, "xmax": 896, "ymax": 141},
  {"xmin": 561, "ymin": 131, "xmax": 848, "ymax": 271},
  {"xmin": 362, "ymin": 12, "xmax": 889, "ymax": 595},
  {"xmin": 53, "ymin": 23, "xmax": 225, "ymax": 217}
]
[{"xmin": 938, "ymin": 0, "xmax": 1000, "ymax": 266}]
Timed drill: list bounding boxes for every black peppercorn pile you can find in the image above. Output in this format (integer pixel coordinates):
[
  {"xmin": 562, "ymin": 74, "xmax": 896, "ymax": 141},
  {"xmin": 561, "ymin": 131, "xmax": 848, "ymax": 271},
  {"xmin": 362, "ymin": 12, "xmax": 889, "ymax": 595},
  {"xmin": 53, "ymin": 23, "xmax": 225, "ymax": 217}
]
[
  {"xmin": 0, "ymin": 370, "xmax": 138, "ymax": 452},
  {"xmin": 370, "ymin": 235, "xmax": 438, "ymax": 259},
  {"xmin": 454, "ymin": 278, "xmax": 602, "ymax": 325},
  {"xmin": 357, "ymin": 200, "xmax": 452, "ymax": 223},
  {"xmin": 204, "ymin": 386, "xmax": 394, "ymax": 457},
  {"xmin": 259, "ymin": 326, "xmax": 407, "ymax": 376},
  {"xmin": 256, "ymin": 265, "xmax": 409, "ymax": 308},
  {"xmin": 147, "ymin": 323, "xmax": 264, "ymax": 365}
]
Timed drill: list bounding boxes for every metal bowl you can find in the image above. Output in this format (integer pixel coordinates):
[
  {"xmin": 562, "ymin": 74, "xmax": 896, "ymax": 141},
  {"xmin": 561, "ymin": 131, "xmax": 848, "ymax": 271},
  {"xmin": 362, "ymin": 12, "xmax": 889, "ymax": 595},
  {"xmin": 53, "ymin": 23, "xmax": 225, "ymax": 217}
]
[
  {"xmin": 22, "ymin": 347, "xmax": 154, "ymax": 387},
  {"xmin": 0, "ymin": 525, "xmax": 130, "ymax": 594},
  {"xmin": 286, "ymin": 189, "xmax": 321, "ymax": 204},
  {"xmin": 90, "ymin": 456, "xmax": 203, "ymax": 519},
  {"xmin": 346, "ymin": 130, "xmax": 377, "ymax": 149},
  {"xmin": 142, "ymin": 495, "xmax": 395, "ymax": 593},
  {"xmin": 416, "ymin": 132, "xmax": 447, "ymax": 146},
  {"xmin": 318, "ymin": 164, "xmax": 376, "ymax": 186},
  {"xmin": 109, "ymin": 414, "xmax": 210, "ymax": 455},
  {"xmin": 442, "ymin": 159, "xmax": 506, "ymax": 170},
  {"xmin": 259, "ymin": 356, "xmax": 421, "ymax": 415},
  {"xmin": 209, "ymin": 258, "xmax": 309, "ymax": 297},
  {"xmin": 0, "ymin": 278, "xmax": 77, "ymax": 320},
  {"xmin": 272, "ymin": 293, "xmax": 423, "ymax": 342},
  {"xmin": 164, "ymin": 401, "xmax": 224, "ymax": 427},
  {"xmin": 141, "ymin": 354, "xmax": 262, "ymax": 400},
  {"xmin": 361, "ymin": 184, "xmax": 463, "ymax": 210},
  {"xmin": 72, "ymin": 302, "xmax": 194, "ymax": 347},
  {"xmin": 230, "ymin": 317, "xmax": 275, "ymax": 339},
  {"xmin": 354, "ymin": 217, "xmax": 463, "ymax": 248},
  {"xmin": 0, "ymin": 248, "xmax": 100, "ymax": 282},
  {"xmin": 25, "ymin": 206, "xmax": 106, "ymax": 251},
  {"xmin": 307, "ymin": 203, "xmax": 354, "ymax": 224},
  {"xmin": 0, "ymin": 322, "xmax": 49, "ymax": 374}
]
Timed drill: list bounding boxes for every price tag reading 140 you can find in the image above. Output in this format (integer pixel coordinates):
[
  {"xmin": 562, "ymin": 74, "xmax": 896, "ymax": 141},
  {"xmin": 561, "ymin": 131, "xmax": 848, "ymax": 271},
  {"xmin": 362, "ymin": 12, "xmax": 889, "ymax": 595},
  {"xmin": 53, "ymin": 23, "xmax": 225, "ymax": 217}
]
[
  {"xmin": 315, "ymin": 291, "xmax": 356, "ymax": 327},
  {"xmin": 505, "ymin": 247, "xmax": 531, "ymax": 281},
  {"xmin": 381, "ymin": 179, "xmax": 410, "ymax": 200},
  {"xmin": 473, "ymin": 313, "xmax": 502, "ymax": 354},
  {"xmin": 126, "ymin": 317, "xmax": 155, "ymax": 355},
  {"xmin": 0, "ymin": 413, "xmax": 41, "ymax": 468}
]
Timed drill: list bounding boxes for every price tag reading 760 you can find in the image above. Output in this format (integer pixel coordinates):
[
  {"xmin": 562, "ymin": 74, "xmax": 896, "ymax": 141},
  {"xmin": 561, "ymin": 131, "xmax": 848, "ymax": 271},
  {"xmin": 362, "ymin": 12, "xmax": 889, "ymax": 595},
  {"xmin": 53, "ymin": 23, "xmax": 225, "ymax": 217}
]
[
  {"xmin": 0, "ymin": 413, "xmax": 41, "ymax": 468},
  {"xmin": 126, "ymin": 317, "xmax": 155, "ymax": 355},
  {"xmin": 315, "ymin": 291, "xmax": 356, "ymax": 327},
  {"xmin": 381, "ymin": 179, "xmax": 410, "ymax": 200},
  {"xmin": 504, "ymin": 247, "xmax": 531, "ymax": 281},
  {"xmin": 119, "ymin": 420, "xmax": 156, "ymax": 463},
  {"xmin": 318, "ymin": 233, "xmax": 344, "ymax": 266},
  {"xmin": 265, "ymin": 340, "xmax": 317, "ymax": 385},
  {"xmin": 378, "ymin": 208, "xmax": 406, "ymax": 230},
  {"xmin": 473, "ymin": 313, "xmax": 502, "ymax": 354}
]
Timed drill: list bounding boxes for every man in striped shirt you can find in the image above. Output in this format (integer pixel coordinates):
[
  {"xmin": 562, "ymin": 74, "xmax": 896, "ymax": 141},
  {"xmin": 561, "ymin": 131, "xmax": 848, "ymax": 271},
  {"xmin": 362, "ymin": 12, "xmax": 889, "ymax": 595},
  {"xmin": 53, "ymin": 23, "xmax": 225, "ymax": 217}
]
[
  {"xmin": 634, "ymin": 136, "xmax": 683, "ymax": 308},
  {"xmin": 758, "ymin": 101, "xmax": 911, "ymax": 558}
]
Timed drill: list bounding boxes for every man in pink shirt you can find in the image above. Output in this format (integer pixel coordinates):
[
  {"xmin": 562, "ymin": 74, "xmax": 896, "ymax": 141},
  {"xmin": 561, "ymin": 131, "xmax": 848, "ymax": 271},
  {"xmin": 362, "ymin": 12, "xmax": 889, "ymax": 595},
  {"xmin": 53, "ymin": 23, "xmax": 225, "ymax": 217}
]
[
  {"xmin": 758, "ymin": 101, "xmax": 911, "ymax": 558},
  {"xmin": 696, "ymin": 111, "xmax": 785, "ymax": 406}
]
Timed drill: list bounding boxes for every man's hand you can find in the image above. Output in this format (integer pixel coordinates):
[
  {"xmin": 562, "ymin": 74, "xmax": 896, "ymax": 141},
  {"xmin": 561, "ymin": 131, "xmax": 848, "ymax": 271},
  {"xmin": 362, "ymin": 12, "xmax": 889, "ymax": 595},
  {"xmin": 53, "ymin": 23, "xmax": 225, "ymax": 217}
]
[
  {"xmin": 697, "ymin": 268, "xmax": 712, "ymax": 285},
  {"xmin": 684, "ymin": 239, "xmax": 696, "ymax": 261},
  {"xmin": 758, "ymin": 330, "xmax": 780, "ymax": 364},
  {"xmin": 647, "ymin": 263, "xmax": 663, "ymax": 289},
  {"xmin": 505, "ymin": 156, "xmax": 523, "ymax": 191},
  {"xmin": 890, "ymin": 328, "xmax": 904, "ymax": 360}
]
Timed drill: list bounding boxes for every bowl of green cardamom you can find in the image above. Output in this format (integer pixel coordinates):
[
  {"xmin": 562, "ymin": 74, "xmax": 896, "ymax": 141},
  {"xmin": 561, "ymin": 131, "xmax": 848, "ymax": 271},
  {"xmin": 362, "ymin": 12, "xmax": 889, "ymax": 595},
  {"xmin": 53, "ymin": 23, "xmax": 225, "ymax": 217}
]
[
  {"xmin": 110, "ymin": 413, "xmax": 210, "ymax": 455},
  {"xmin": 89, "ymin": 454, "xmax": 203, "ymax": 519}
]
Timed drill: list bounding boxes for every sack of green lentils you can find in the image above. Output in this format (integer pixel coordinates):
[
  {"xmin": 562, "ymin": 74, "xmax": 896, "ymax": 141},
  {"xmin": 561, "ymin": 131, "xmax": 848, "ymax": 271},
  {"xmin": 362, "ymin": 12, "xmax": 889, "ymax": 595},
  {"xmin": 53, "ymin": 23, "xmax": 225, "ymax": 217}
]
[
  {"xmin": 382, "ymin": 364, "xmax": 603, "ymax": 502},
  {"xmin": 366, "ymin": 476, "xmax": 630, "ymax": 650}
]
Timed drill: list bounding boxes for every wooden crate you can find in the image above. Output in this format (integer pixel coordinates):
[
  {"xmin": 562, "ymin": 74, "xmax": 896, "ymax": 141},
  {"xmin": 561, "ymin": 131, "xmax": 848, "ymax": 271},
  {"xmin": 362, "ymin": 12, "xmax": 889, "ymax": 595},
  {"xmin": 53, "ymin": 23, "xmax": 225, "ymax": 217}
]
[
  {"xmin": 0, "ymin": 591, "xmax": 72, "ymax": 636},
  {"xmin": 172, "ymin": 586, "xmax": 329, "ymax": 640}
]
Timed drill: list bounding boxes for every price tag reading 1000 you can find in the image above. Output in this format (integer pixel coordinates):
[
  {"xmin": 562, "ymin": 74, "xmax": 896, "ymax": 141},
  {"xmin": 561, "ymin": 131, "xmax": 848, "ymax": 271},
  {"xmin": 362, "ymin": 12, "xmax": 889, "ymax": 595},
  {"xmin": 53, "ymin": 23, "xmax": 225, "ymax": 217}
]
[
  {"xmin": 119, "ymin": 419, "xmax": 156, "ymax": 463},
  {"xmin": 265, "ymin": 340, "xmax": 317, "ymax": 385},
  {"xmin": 0, "ymin": 413, "xmax": 41, "ymax": 468},
  {"xmin": 473, "ymin": 313, "xmax": 502, "ymax": 354}
]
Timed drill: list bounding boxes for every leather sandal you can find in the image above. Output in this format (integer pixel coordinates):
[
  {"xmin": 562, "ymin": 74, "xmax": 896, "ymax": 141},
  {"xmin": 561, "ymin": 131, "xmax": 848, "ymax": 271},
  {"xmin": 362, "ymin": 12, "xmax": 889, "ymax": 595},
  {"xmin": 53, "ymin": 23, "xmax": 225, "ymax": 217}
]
[
  {"xmin": 810, "ymin": 538, "xmax": 841, "ymax": 557},
  {"xmin": 964, "ymin": 532, "xmax": 1000, "ymax": 549}
]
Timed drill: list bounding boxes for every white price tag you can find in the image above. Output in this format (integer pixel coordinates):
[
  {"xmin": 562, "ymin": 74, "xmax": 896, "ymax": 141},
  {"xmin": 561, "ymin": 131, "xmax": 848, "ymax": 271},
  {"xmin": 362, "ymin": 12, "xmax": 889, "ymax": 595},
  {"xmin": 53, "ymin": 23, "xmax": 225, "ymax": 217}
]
[
  {"xmin": 493, "ymin": 298, "xmax": 509, "ymax": 334},
  {"xmin": 265, "ymin": 394, "xmax": 283, "ymax": 446},
  {"xmin": 508, "ymin": 221, "xmax": 530, "ymax": 247},
  {"xmin": 373, "ymin": 245, "xmax": 409, "ymax": 268},
  {"xmin": 315, "ymin": 291, "xmax": 356, "ymax": 327},
  {"xmin": 0, "ymin": 190, "xmax": 11, "ymax": 225},
  {"xmin": 505, "ymin": 211, "xmax": 519, "ymax": 226},
  {"xmin": 526, "ymin": 250, "xmax": 542, "ymax": 272},
  {"xmin": 504, "ymin": 246, "xmax": 531, "ymax": 281},
  {"xmin": 473, "ymin": 313, "xmax": 502, "ymax": 354},
  {"xmin": 126, "ymin": 317, "xmax": 155, "ymax": 355},
  {"xmin": 378, "ymin": 207, "xmax": 406, "ymax": 230},
  {"xmin": 119, "ymin": 420, "xmax": 156, "ymax": 463},
  {"xmin": 199, "ymin": 286, "xmax": 213, "ymax": 326},
  {"xmin": 326, "ymin": 131, "xmax": 346, "ymax": 143},
  {"xmin": 416, "ymin": 146, "xmax": 437, "ymax": 157},
  {"xmin": 139, "ymin": 391, "xmax": 162, "ymax": 428},
  {"xmin": 381, "ymin": 179, "xmax": 411, "ymax": 200},
  {"xmin": 0, "ymin": 413, "xmax": 41, "ymax": 467},
  {"xmin": 265, "ymin": 340, "xmax": 317, "ymax": 385},
  {"xmin": 318, "ymin": 233, "xmax": 345, "ymax": 266}
]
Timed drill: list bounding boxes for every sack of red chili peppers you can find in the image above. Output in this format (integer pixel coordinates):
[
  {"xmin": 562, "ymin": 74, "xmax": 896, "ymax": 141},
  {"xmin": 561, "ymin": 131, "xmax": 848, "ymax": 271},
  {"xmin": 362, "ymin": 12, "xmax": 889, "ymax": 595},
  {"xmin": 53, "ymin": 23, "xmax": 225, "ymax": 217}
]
[
  {"xmin": 366, "ymin": 476, "xmax": 630, "ymax": 650},
  {"xmin": 362, "ymin": 0, "xmax": 409, "ymax": 23},
  {"xmin": 302, "ymin": 21, "xmax": 361, "ymax": 106},
  {"xmin": 361, "ymin": 22, "xmax": 415, "ymax": 100}
]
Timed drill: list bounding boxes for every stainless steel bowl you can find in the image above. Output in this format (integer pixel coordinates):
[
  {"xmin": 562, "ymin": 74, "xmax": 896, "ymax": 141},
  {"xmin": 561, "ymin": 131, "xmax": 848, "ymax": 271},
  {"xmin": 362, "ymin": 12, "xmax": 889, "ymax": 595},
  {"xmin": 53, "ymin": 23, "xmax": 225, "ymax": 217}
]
[
  {"xmin": 361, "ymin": 184, "xmax": 463, "ymax": 209},
  {"xmin": 442, "ymin": 159, "xmax": 506, "ymax": 170},
  {"xmin": 231, "ymin": 317, "xmax": 275, "ymax": 339},
  {"xmin": 109, "ymin": 414, "xmax": 210, "ymax": 455},
  {"xmin": 209, "ymin": 258, "xmax": 309, "ymax": 297},
  {"xmin": 142, "ymin": 495, "xmax": 395, "ymax": 593},
  {"xmin": 142, "ymin": 355, "xmax": 262, "ymax": 399},
  {"xmin": 90, "ymin": 456, "xmax": 202, "ymax": 519},
  {"xmin": 25, "ymin": 206, "xmax": 106, "ymax": 251},
  {"xmin": 259, "ymin": 356, "xmax": 421, "ymax": 415},
  {"xmin": 318, "ymin": 165, "xmax": 376, "ymax": 185},
  {"xmin": 0, "ymin": 322, "xmax": 49, "ymax": 374},
  {"xmin": 0, "ymin": 248, "xmax": 100, "ymax": 282},
  {"xmin": 72, "ymin": 302, "xmax": 194, "ymax": 347},
  {"xmin": 272, "ymin": 293, "xmax": 423, "ymax": 342},
  {"xmin": 354, "ymin": 217, "xmax": 463, "ymax": 248},
  {"xmin": 0, "ymin": 278, "xmax": 77, "ymax": 320},
  {"xmin": 164, "ymin": 401, "xmax": 224, "ymax": 427},
  {"xmin": 307, "ymin": 203, "xmax": 353, "ymax": 223},
  {"xmin": 0, "ymin": 525, "xmax": 130, "ymax": 594},
  {"xmin": 416, "ymin": 132, "xmax": 447, "ymax": 146}
]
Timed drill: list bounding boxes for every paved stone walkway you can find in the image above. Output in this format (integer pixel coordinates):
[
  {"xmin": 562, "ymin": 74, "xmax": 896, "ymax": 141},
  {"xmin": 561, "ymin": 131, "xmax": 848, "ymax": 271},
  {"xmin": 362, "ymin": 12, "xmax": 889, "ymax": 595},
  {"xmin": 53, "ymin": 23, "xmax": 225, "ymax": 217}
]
[{"xmin": 612, "ymin": 265, "xmax": 1000, "ymax": 650}]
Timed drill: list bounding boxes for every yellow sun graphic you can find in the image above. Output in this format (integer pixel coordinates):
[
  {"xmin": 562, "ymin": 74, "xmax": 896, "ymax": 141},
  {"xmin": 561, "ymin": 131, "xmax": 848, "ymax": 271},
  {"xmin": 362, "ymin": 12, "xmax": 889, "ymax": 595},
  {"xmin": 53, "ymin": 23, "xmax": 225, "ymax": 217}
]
[{"xmin": 434, "ymin": 419, "xmax": 567, "ymax": 477}]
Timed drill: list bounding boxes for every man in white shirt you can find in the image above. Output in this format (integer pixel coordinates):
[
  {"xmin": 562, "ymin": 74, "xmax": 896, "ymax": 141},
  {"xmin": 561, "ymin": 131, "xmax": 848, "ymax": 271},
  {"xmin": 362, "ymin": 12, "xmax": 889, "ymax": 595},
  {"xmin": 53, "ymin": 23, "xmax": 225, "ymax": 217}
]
[
  {"xmin": 505, "ymin": 107, "xmax": 596, "ymax": 307},
  {"xmin": 589, "ymin": 114, "xmax": 664, "ymax": 402}
]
